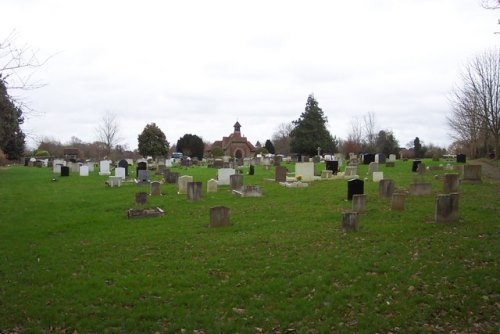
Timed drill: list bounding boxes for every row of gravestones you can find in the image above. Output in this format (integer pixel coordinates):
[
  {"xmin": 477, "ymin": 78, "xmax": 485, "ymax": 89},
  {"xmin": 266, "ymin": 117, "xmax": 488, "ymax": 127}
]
[{"xmin": 342, "ymin": 172, "xmax": 467, "ymax": 231}]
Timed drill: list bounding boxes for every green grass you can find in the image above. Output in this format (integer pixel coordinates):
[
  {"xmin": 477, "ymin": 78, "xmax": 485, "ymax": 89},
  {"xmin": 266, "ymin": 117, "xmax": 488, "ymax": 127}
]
[{"xmin": 0, "ymin": 160, "xmax": 498, "ymax": 333}]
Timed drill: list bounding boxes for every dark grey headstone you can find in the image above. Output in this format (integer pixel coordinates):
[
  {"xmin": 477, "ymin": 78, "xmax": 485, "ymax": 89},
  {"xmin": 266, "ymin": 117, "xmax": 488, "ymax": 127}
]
[
  {"xmin": 412, "ymin": 160, "xmax": 421, "ymax": 172},
  {"xmin": 61, "ymin": 166, "xmax": 70, "ymax": 177},
  {"xmin": 136, "ymin": 162, "xmax": 147, "ymax": 178},
  {"xmin": 347, "ymin": 178, "xmax": 364, "ymax": 200},
  {"xmin": 456, "ymin": 154, "xmax": 466, "ymax": 164},
  {"xmin": 118, "ymin": 159, "xmax": 129, "ymax": 176},
  {"xmin": 275, "ymin": 166, "xmax": 287, "ymax": 182},
  {"xmin": 363, "ymin": 154, "xmax": 375, "ymax": 165},
  {"xmin": 325, "ymin": 160, "xmax": 339, "ymax": 174},
  {"xmin": 209, "ymin": 206, "xmax": 230, "ymax": 227},
  {"xmin": 187, "ymin": 182, "xmax": 202, "ymax": 201}
]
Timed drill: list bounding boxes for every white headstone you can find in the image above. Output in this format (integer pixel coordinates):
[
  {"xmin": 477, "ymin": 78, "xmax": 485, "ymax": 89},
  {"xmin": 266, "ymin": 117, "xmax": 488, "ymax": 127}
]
[
  {"xmin": 178, "ymin": 175, "xmax": 193, "ymax": 194},
  {"xmin": 207, "ymin": 179, "xmax": 218, "ymax": 193},
  {"xmin": 99, "ymin": 160, "xmax": 111, "ymax": 176},
  {"xmin": 53, "ymin": 164, "xmax": 62, "ymax": 174},
  {"xmin": 165, "ymin": 159, "xmax": 173, "ymax": 167},
  {"xmin": 115, "ymin": 167, "xmax": 126, "ymax": 180},
  {"xmin": 295, "ymin": 162, "xmax": 315, "ymax": 181},
  {"xmin": 389, "ymin": 154, "xmax": 396, "ymax": 162},
  {"xmin": 86, "ymin": 162, "xmax": 95, "ymax": 172},
  {"xmin": 217, "ymin": 168, "xmax": 235, "ymax": 186},
  {"xmin": 373, "ymin": 171, "xmax": 384, "ymax": 182},
  {"xmin": 79, "ymin": 165, "xmax": 89, "ymax": 176}
]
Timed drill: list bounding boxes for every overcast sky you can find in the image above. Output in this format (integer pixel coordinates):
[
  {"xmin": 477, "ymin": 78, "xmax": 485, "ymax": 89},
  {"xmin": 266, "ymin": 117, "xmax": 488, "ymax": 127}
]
[{"xmin": 1, "ymin": 0, "xmax": 499, "ymax": 152}]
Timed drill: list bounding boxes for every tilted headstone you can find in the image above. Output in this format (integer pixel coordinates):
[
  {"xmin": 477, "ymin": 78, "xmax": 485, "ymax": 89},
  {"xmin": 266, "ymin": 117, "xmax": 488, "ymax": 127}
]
[
  {"xmin": 435, "ymin": 193, "xmax": 459, "ymax": 223},
  {"xmin": 150, "ymin": 181, "xmax": 161, "ymax": 196},
  {"xmin": 379, "ymin": 179, "xmax": 395, "ymax": 198},
  {"xmin": 352, "ymin": 194, "xmax": 366, "ymax": 213},
  {"xmin": 230, "ymin": 174, "xmax": 244, "ymax": 191},
  {"xmin": 177, "ymin": 175, "xmax": 193, "ymax": 194},
  {"xmin": 187, "ymin": 182, "xmax": 202, "ymax": 201},
  {"xmin": 347, "ymin": 179, "xmax": 364, "ymax": 200},
  {"xmin": 209, "ymin": 206, "xmax": 231, "ymax": 227},
  {"xmin": 207, "ymin": 179, "xmax": 218, "ymax": 193},
  {"xmin": 217, "ymin": 168, "xmax": 235, "ymax": 186},
  {"xmin": 79, "ymin": 165, "xmax": 89, "ymax": 176},
  {"xmin": 417, "ymin": 163, "xmax": 426, "ymax": 175},
  {"xmin": 275, "ymin": 166, "xmax": 287, "ymax": 182},
  {"xmin": 443, "ymin": 174, "xmax": 459, "ymax": 193},
  {"xmin": 118, "ymin": 159, "xmax": 129, "ymax": 176}
]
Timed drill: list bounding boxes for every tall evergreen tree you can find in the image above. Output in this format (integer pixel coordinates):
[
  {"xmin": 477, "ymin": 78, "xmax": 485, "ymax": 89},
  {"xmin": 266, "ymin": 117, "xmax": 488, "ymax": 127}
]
[
  {"xmin": 290, "ymin": 94, "xmax": 337, "ymax": 156},
  {"xmin": 0, "ymin": 77, "xmax": 25, "ymax": 160},
  {"xmin": 176, "ymin": 134, "xmax": 204, "ymax": 160},
  {"xmin": 414, "ymin": 137, "xmax": 424, "ymax": 158},
  {"xmin": 264, "ymin": 139, "xmax": 275, "ymax": 154},
  {"xmin": 137, "ymin": 123, "xmax": 169, "ymax": 159}
]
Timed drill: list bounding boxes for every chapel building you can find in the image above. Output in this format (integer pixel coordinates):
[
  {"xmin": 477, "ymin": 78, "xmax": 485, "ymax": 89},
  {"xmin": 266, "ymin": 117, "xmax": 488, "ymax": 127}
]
[{"xmin": 210, "ymin": 122, "xmax": 256, "ymax": 159}]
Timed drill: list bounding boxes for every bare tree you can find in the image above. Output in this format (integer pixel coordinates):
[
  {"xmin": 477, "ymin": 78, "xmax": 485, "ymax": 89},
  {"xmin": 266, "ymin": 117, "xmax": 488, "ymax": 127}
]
[
  {"xmin": 271, "ymin": 122, "xmax": 294, "ymax": 155},
  {"xmin": 363, "ymin": 112, "xmax": 377, "ymax": 152},
  {"xmin": 96, "ymin": 112, "xmax": 120, "ymax": 157},
  {"xmin": 449, "ymin": 47, "xmax": 500, "ymax": 158}
]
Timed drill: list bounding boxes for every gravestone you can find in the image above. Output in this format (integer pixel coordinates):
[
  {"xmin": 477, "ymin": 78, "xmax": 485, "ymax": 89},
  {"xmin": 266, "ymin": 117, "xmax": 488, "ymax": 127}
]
[
  {"xmin": 156, "ymin": 164, "xmax": 167, "ymax": 175},
  {"xmin": 79, "ymin": 165, "xmax": 89, "ymax": 176},
  {"xmin": 177, "ymin": 175, "xmax": 193, "ymax": 194},
  {"xmin": 230, "ymin": 174, "xmax": 244, "ymax": 191},
  {"xmin": 295, "ymin": 162, "xmax": 315, "ymax": 181},
  {"xmin": 136, "ymin": 161, "xmax": 147, "ymax": 178},
  {"xmin": 99, "ymin": 160, "xmax": 111, "ymax": 176},
  {"xmin": 209, "ymin": 206, "xmax": 231, "ymax": 227},
  {"xmin": 362, "ymin": 154, "xmax": 375, "ymax": 165},
  {"xmin": 379, "ymin": 179, "xmax": 395, "ymax": 198},
  {"xmin": 249, "ymin": 165, "xmax": 255, "ymax": 175},
  {"xmin": 150, "ymin": 181, "xmax": 161, "ymax": 196},
  {"xmin": 115, "ymin": 167, "xmax": 126, "ymax": 180},
  {"xmin": 321, "ymin": 170, "xmax": 333, "ymax": 179},
  {"xmin": 409, "ymin": 183, "xmax": 432, "ymax": 196},
  {"xmin": 187, "ymin": 182, "xmax": 202, "ymax": 201},
  {"xmin": 165, "ymin": 171, "xmax": 179, "ymax": 184},
  {"xmin": 456, "ymin": 154, "xmax": 466, "ymax": 164},
  {"xmin": 412, "ymin": 160, "xmax": 421, "ymax": 173},
  {"xmin": 372, "ymin": 171, "xmax": 384, "ymax": 182},
  {"xmin": 234, "ymin": 185, "xmax": 263, "ymax": 197},
  {"xmin": 375, "ymin": 153, "xmax": 386, "ymax": 164},
  {"xmin": 342, "ymin": 212, "xmax": 358, "ymax": 232},
  {"xmin": 275, "ymin": 166, "xmax": 287, "ymax": 182},
  {"xmin": 217, "ymin": 168, "xmax": 236, "ymax": 186},
  {"xmin": 417, "ymin": 163, "xmax": 426, "ymax": 175},
  {"xmin": 61, "ymin": 166, "xmax": 70, "ymax": 177},
  {"xmin": 135, "ymin": 192, "xmax": 148, "ymax": 205},
  {"xmin": 462, "ymin": 165, "xmax": 481, "ymax": 183},
  {"xmin": 352, "ymin": 194, "xmax": 366, "ymax": 213},
  {"xmin": 345, "ymin": 165, "xmax": 358, "ymax": 177},
  {"xmin": 391, "ymin": 193, "xmax": 405, "ymax": 211},
  {"xmin": 207, "ymin": 179, "xmax": 218, "ymax": 193},
  {"xmin": 165, "ymin": 159, "xmax": 173, "ymax": 168},
  {"xmin": 368, "ymin": 162, "xmax": 379, "ymax": 175},
  {"xmin": 443, "ymin": 173, "xmax": 459, "ymax": 193},
  {"xmin": 85, "ymin": 162, "xmax": 95, "ymax": 172},
  {"xmin": 118, "ymin": 159, "xmax": 129, "ymax": 176},
  {"xmin": 107, "ymin": 176, "xmax": 122, "ymax": 187},
  {"xmin": 325, "ymin": 160, "xmax": 339, "ymax": 174},
  {"xmin": 435, "ymin": 193, "xmax": 459, "ymax": 223},
  {"xmin": 347, "ymin": 179, "xmax": 364, "ymax": 200},
  {"xmin": 388, "ymin": 154, "xmax": 397, "ymax": 162},
  {"xmin": 137, "ymin": 170, "xmax": 150, "ymax": 183},
  {"xmin": 53, "ymin": 164, "xmax": 62, "ymax": 174}
]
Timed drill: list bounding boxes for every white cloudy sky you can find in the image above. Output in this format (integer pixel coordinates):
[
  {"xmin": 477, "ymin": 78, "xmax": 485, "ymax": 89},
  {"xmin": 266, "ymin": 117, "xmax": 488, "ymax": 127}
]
[{"xmin": 1, "ymin": 0, "xmax": 498, "ymax": 151}]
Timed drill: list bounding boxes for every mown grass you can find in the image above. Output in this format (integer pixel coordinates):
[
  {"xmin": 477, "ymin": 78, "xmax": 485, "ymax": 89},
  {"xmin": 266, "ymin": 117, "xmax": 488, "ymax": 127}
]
[{"xmin": 0, "ymin": 160, "xmax": 498, "ymax": 333}]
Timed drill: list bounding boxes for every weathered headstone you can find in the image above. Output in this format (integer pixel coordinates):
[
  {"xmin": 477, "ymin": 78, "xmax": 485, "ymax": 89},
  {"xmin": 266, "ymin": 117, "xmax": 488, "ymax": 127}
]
[
  {"xmin": 135, "ymin": 192, "xmax": 148, "ymax": 205},
  {"xmin": 207, "ymin": 179, "xmax": 218, "ymax": 193},
  {"xmin": 230, "ymin": 174, "xmax": 244, "ymax": 191},
  {"xmin": 187, "ymin": 182, "xmax": 202, "ymax": 201},
  {"xmin": 177, "ymin": 175, "xmax": 193, "ymax": 194},
  {"xmin": 345, "ymin": 165, "xmax": 358, "ymax": 177},
  {"xmin": 412, "ymin": 160, "xmax": 421, "ymax": 173},
  {"xmin": 217, "ymin": 168, "xmax": 236, "ymax": 186},
  {"xmin": 118, "ymin": 159, "xmax": 129, "ymax": 176},
  {"xmin": 368, "ymin": 162, "xmax": 379, "ymax": 175},
  {"xmin": 417, "ymin": 163, "xmax": 426, "ymax": 175},
  {"xmin": 347, "ymin": 179, "xmax": 364, "ymax": 200},
  {"xmin": 150, "ymin": 181, "xmax": 161, "ymax": 196},
  {"xmin": 321, "ymin": 170, "xmax": 333, "ymax": 179},
  {"xmin": 165, "ymin": 171, "xmax": 179, "ymax": 184},
  {"xmin": 462, "ymin": 165, "xmax": 481, "ymax": 183},
  {"xmin": 372, "ymin": 171, "xmax": 384, "ymax": 182},
  {"xmin": 79, "ymin": 165, "xmax": 89, "ymax": 176},
  {"xmin": 443, "ymin": 173, "xmax": 459, "ymax": 193},
  {"xmin": 391, "ymin": 192, "xmax": 405, "ymax": 211},
  {"xmin": 61, "ymin": 166, "xmax": 70, "ymax": 177},
  {"xmin": 275, "ymin": 166, "xmax": 287, "ymax": 182},
  {"xmin": 379, "ymin": 179, "xmax": 395, "ymax": 198},
  {"xmin": 209, "ymin": 206, "xmax": 231, "ymax": 227},
  {"xmin": 137, "ymin": 170, "xmax": 150, "ymax": 183},
  {"xmin": 342, "ymin": 212, "xmax": 358, "ymax": 231},
  {"xmin": 435, "ymin": 193, "xmax": 459, "ymax": 223},
  {"xmin": 409, "ymin": 183, "xmax": 433, "ymax": 196},
  {"xmin": 352, "ymin": 194, "xmax": 366, "ymax": 213}
]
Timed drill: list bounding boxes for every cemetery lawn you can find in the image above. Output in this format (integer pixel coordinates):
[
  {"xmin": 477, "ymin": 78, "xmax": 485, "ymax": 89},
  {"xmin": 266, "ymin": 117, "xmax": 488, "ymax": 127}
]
[{"xmin": 0, "ymin": 161, "xmax": 498, "ymax": 333}]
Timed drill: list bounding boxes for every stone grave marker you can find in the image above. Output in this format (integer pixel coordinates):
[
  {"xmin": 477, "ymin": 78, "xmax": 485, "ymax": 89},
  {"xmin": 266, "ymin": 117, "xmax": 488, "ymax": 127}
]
[
  {"xmin": 275, "ymin": 166, "xmax": 287, "ymax": 182},
  {"xmin": 352, "ymin": 194, "xmax": 366, "ymax": 213},
  {"xmin": 115, "ymin": 167, "xmax": 126, "ymax": 180},
  {"xmin": 443, "ymin": 173, "xmax": 459, "ymax": 193},
  {"xmin": 295, "ymin": 162, "xmax": 315, "ymax": 181},
  {"xmin": 217, "ymin": 168, "xmax": 235, "ymax": 186},
  {"xmin": 137, "ymin": 170, "xmax": 150, "ymax": 183},
  {"xmin": 362, "ymin": 153, "xmax": 375, "ymax": 165},
  {"xmin": 435, "ymin": 193, "xmax": 459, "ymax": 223},
  {"xmin": 79, "ymin": 165, "xmax": 89, "ymax": 176},
  {"xmin": 150, "ymin": 181, "xmax": 161, "ymax": 196},
  {"xmin": 379, "ymin": 179, "xmax": 395, "ymax": 198},
  {"xmin": 325, "ymin": 160, "xmax": 339, "ymax": 174},
  {"xmin": 345, "ymin": 165, "xmax": 358, "ymax": 177},
  {"xmin": 135, "ymin": 192, "xmax": 148, "ymax": 205},
  {"xmin": 209, "ymin": 206, "xmax": 231, "ymax": 227},
  {"xmin": 230, "ymin": 174, "xmax": 244, "ymax": 191},
  {"xmin": 187, "ymin": 182, "xmax": 202, "ymax": 201},
  {"xmin": 165, "ymin": 171, "xmax": 179, "ymax": 184},
  {"xmin": 347, "ymin": 178, "xmax": 364, "ymax": 200},
  {"xmin": 177, "ymin": 175, "xmax": 193, "ymax": 194},
  {"xmin": 99, "ymin": 160, "xmax": 111, "ymax": 176},
  {"xmin": 342, "ymin": 212, "xmax": 358, "ymax": 231},
  {"xmin": 136, "ymin": 161, "xmax": 147, "ymax": 178},
  {"xmin": 388, "ymin": 154, "xmax": 397, "ymax": 162},
  {"xmin": 368, "ymin": 162, "xmax": 379, "ymax": 175},
  {"xmin": 207, "ymin": 179, "xmax": 218, "ymax": 193},
  {"xmin": 417, "ymin": 163, "xmax": 426, "ymax": 175},
  {"xmin": 372, "ymin": 171, "xmax": 384, "ymax": 182},
  {"xmin": 156, "ymin": 164, "xmax": 166, "ymax": 175},
  {"xmin": 375, "ymin": 153, "xmax": 386, "ymax": 164},
  {"xmin": 53, "ymin": 164, "xmax": 62, "ymax": 174},
  {"xmin": 391, "ymin": 192, "xmax": 405, "ymax": 211},
  {"xmin": 456, "ymin": 154, "xmax": 466, "ymax": 164},
  {"xmin": 107, "ymin": 176, "xmax": 122, "ymax": 187},
  {"xmin": 118, "ymin": 159, "xmax": 129, "ymax": 176},
  {"xmin": 61, "ymin": 166, "xmax": 70, "ymax": 177},
  {"xmin": 411, "ymin": 160, "xmax": 421, "ymax": 173},
  {"xmin": 462, "ymin": 165, "xmax": 481, "ymax": 183}
]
